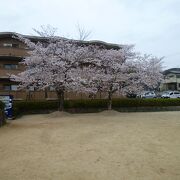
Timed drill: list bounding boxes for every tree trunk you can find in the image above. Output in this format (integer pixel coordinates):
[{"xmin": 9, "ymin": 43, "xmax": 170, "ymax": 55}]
[
  {"xmin": 44, "ymin": 88, "xmax": 48, "ymax": 99},
  {"xmin": 108, "ymin": 91, "xmax": 112, "ymax": 110},
  {"xmin": 56, "ymin": 90, "xmax": 64, "ymax": 111},
  {"xmin": 107, "ymin": 85, "xmax": 113, "ymax": 110},
  {"xmin": 26, "ymin": 90, "xmax": 31, "ymax": 101},
  {"xmin": 99, "ymin": 90, "xmax": 102, "ymax": 99}
]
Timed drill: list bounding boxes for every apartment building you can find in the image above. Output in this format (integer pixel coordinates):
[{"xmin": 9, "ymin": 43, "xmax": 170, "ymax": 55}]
[
  {"xmin": 0, "ymin": 32, "xmax": 121, "ymax": 100},
  {"xmin": 0, "ymin": 32, "xmax": 25, "ymax": 99},
  {"xmin": 160, "ymin": 68, "xmax": 180, "ymax": 91}
]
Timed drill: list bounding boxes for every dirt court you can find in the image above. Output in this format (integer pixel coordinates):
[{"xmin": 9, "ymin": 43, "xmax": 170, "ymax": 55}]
[{"xmin": 0, "ymin": 111, "xmax": 180, "ymax": 180}]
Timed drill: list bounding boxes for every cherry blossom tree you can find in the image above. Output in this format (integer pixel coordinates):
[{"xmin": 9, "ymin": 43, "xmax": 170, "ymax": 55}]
[
  {"xmin": 11, "ymin": 34, "xmax": 98, "ymax": 111},
  {"xmin": 11, "ymin": 26, "xmax": 163, "ymax": 111},
  {"xmin": 134, "ymin": 54, "xmax": 163, "ymax": 90},
  {"xmin": 90, "ymin": 46, "xmax": 137, "ymax": 110},
  {"xmin": 80, "ymin": 46, "xmax": 163, "ymax": 110}
]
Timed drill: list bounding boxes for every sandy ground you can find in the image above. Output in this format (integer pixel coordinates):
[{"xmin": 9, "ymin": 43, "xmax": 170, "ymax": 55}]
[{"xmin": 0, "ymin": 111, "xmax": 180, "ymax": 180}]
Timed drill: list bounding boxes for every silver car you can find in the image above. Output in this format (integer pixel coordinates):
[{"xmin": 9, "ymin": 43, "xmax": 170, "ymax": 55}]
[{"xmin": 139, "ymin": 91, "xmax": 157, "ymax": 98}]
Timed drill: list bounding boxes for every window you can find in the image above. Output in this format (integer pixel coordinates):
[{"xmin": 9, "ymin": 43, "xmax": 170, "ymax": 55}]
[
  {"xmin": 11, "ymin": 85, "xmax": 18, "ymax": 91},
  {"xmin": 168, "ymin": 75, "xmax": 174, "ymax": 78},
  {"xmin": 3, "ymin": 85, "xmax": 18, "ymax": 91},
  {"xmin": 4, "ymin": 85, "xmax": 11, "ymax": 91},
  {"xmin": 176, "ymin": 75, "xmax": 180, "ymax": 78},
  {"xmin": 4, "ymin": 64, "xmax": 18, "ymax": 70},
  {"xmin": 12, "ymin": 43, "xmax": 19, "ymax": 48},
  {"xmin": 3, "ymin": 43, "xmax": 19, "ymax": 48},
  {"xmin": 3, "ymin": 43, "xmax": 12, "ymax": 47}
]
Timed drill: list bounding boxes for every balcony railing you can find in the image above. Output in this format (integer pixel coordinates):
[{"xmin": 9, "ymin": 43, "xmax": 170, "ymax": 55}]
[
  {"xmin": 0, "ymin": 47, "xmax": 28, "ymax": 57},
  {"xmin": 0, "ymin": 69, "xmax": 23, "ymax": 78},
  {"xmin": 164, "ymin": 77, "xmax": 180, "ymax": 84}
]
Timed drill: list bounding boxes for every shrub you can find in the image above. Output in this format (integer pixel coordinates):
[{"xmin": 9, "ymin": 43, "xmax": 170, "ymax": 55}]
[
  {"xmin": 112, "ymin": 98, "xmax": 180, "ymax": 107},
  {"xmin": 65, "ymin": 99, "xmax": 107, "ymax": 108},
  {"xmin": 13, "ymin": 99, "xmax": 108, "ymax": 116},
  {"xmin": 13, "ymin": 101, "xmax": 59, "ymax": 116},
  {"xmin": 13, "ymin": 98, "xmax": 180, "ymax": 116}
]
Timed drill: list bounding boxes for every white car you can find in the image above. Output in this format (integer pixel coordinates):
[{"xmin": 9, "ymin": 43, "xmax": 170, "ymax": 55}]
[{"xmin": 161, "ymin": 91, "xmax": 180, "ymax": 98}]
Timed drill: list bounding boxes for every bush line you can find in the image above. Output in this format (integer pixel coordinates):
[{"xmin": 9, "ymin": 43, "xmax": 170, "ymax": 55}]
[{"xmin": 13, "ymin": 98, "xmax": 180, "ymax": 116}]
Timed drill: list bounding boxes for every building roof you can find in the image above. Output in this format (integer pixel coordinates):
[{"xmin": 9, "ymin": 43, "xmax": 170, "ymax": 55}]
[
  {"xmin": 0, "ymin": 32, "xmax": 123, "ymax": 50},
  {"xmin": 163, "ymin": 68, "xmax": 180, "ymax": 75}
]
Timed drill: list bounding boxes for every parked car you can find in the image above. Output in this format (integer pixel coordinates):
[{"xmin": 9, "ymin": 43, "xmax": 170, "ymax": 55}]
[
  {"xmin": 126, "ymin": 93, "xmax": 137, "ymax": 98},
  {"xmin": 161, "ymin": 91, "xmax": 180, "ymax": 98},
  {"xmin": 138, "ymin": 91, "xmax": 157, "ymax": 98}
]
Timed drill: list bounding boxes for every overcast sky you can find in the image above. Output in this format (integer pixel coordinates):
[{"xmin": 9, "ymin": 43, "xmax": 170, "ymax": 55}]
[{"xmin": 0, "ymin": 0, "xmax": 180, "ymax": 69}]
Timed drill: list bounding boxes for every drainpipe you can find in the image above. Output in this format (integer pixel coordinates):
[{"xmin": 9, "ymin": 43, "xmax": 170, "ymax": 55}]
[{"xmin": 176, "ymin": 75, "xmax": 178, "ymax": 90}]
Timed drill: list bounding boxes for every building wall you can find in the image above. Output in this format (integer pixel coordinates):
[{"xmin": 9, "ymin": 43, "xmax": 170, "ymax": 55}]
[
  {"xmin": 0, "ymin": 60, "xmax": 24, "ymax": 77},
  {"xmin": 0, "ymin": 36, "xmax": 30, "ymax": 100},
  {"xmin": 0, "ymin": 36, "xmax": 25, "ymax": 98},
  {"xmin": 0, "ymin": 38, "xmax": 27, "ymax": 57},
  {"xmin": 160, "ymin": 73, "xmax": 180, "ymax": 91}
]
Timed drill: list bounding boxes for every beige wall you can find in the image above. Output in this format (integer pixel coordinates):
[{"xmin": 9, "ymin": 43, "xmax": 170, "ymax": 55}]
[
  {"xmin": 160, "ymin": 73, "xmax": 180, "ymax": 91},
  {"xmin": 0, "ymin": 37, "xmax": 26, "ymax": 98},
  {"xmin": 0, "ymin": 38, "xmax": 28, "ymax": 57},
  {"xmin": 0, "ymin": 38, "xmax": 26, "ymax": 48},
  {"xmin": 0, "ymin": 60, "xmax": 24, "ymax": 77}
]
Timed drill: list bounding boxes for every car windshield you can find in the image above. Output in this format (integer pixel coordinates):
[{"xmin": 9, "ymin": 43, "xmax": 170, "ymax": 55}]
[{"xmin": 163, "ymin": 91, "xmax": 171, "ymax": 95}]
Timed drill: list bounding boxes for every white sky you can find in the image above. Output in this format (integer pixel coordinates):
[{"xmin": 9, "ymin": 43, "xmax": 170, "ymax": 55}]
[{"xmin": 0, "ymin": 0, "xmax": 180, "ymax": 69}]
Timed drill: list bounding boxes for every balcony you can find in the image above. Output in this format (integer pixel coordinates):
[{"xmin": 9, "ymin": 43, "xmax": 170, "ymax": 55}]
[
  {"xmin": 164, "ymin": 77, "xmax": 180, "ymax": 84},
  {"xmin": 0, "ymin": 47, "xmax": 28, "ymax": 57},
  {"xmin": 0, "ymin": 69, "xmax": 22, "ymax": 78}
]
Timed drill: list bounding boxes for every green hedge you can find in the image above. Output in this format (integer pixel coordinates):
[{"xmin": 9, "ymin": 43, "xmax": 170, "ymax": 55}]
[
  {"xmin": 13, "ymin": 98, "xmax": 180, "ymax": 116},
  {"xmin": 13, "ymin": 101, "xmax": 59, "ymax": 116},
  {"xmin": 13, "ymin": 99, "xmax": 107, "ymax": 116},
  {"xmin": 65, "ymin": 99, "xmax": 107, "ymax": 108},
  {"xmin": 112, "ymin": 98, "xmax": 180, "ymax": 107}
]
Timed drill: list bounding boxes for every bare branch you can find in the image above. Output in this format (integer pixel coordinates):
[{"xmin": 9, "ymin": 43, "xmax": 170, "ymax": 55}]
[
  {"xmin": 32, "ymin": 25, "xmax": 57, "ymax": 37},
  {"xmin": 76, "ymin": 24, "xmax": 92, "ymax": 40}
]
